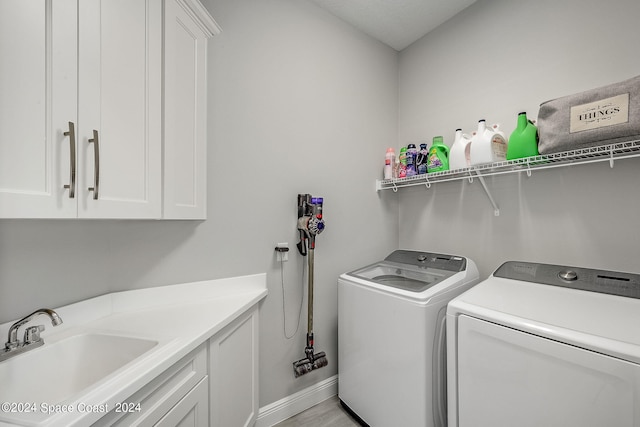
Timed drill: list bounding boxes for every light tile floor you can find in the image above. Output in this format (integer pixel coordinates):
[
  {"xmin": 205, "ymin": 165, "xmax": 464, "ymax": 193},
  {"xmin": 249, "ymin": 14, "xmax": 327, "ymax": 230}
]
[{"xmin": 273, "ymin": 396, "xmax": 362, "ymax": 427}]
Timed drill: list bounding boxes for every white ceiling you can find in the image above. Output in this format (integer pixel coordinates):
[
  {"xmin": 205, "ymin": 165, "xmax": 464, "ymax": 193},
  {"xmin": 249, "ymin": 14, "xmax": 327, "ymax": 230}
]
[{"xmin": 310, "ymin": 0, "xmax": 477, "ymax": 51}]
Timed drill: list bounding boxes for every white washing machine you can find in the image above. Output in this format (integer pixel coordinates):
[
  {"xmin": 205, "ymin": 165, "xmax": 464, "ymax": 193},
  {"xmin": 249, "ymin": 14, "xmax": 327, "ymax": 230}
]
[
  {"xmin": 447, "ymin": 261, "xmax": 640, "ymax": 427},
  {"xmin": 338, "ymin": 250, "xmax": 479, "ymax": 427}
]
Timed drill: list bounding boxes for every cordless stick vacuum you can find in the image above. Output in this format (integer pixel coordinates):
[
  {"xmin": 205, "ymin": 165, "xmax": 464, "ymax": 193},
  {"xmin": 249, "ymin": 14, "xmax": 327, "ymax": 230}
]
[{"xmin": 293, "ymin": 194, "xmax": 328, "ymax": 378}]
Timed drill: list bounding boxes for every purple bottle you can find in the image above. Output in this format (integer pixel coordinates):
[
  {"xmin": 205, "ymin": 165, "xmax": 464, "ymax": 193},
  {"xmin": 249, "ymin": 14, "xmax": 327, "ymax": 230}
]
[
  {"xmin": 416, "ymin": 143, "xmax": 428, "ymax": 174},
  {"xmin": 406, "ymin": 144, "xmax": 417, "ymax": 177}
]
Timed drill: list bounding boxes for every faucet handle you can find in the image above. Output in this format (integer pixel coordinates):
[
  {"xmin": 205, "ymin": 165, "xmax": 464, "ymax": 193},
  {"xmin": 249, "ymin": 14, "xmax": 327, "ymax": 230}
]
[{"xmin": 24, "ymin": 325, "xmax": 45, "ymax": 345}]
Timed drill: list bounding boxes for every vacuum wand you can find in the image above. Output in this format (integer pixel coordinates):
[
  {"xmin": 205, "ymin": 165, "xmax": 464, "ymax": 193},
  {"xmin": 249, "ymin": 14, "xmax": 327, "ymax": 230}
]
[
  {"xmin": 307, "ymin": 246, "xmax": 314, "ymax": 337},
  {"xmin": 293, "ymin": 194, "xmax": 328, "ymax": 378}
]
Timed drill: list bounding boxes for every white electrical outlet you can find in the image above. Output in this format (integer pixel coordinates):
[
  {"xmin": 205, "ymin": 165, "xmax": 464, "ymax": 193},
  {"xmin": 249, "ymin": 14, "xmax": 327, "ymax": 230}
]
[{"xmin": 276, "ymin": 242, "xmax": 289, "ymax": 262}]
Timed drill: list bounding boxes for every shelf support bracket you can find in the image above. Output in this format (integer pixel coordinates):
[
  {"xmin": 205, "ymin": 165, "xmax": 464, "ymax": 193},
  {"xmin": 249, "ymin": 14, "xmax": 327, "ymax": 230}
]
[
  {"xmin": 424, "ymin": 176, "xmax": 431, "ymax": 189},
  {"xmin": 610, "ymin": 147, "xmax": 615, "ymax": 168},
  {"xmin": 475, "ymin": 171, "xmax": 500, "ymax": 216}
]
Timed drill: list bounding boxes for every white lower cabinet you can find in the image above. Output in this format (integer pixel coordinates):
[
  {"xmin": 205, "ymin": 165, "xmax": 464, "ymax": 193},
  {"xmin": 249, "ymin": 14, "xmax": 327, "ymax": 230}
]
[
  {"xmin": 155, "ymin": 378, "xmax": 209, "ymax": 427},
  {"xmin": 209, "ymin": 307, "xmax": 260, "ymax": 427},
  {"xmin": 94, "ymin": 344, "xmax": 208, "ymax": 427},
  {"xmin": 94, "ymin": 305, "xmax": 259, "ymax": 427}
]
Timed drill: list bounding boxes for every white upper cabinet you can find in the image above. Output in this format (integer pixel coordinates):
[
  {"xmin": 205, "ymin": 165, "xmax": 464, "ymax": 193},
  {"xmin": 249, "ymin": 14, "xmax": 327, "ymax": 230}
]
[
  {"xmin": 0, "ymin": 0, "xmax": 218, "ymax": 219},
  {"xmin": 163, "ymin": 0, "xmax": 220, "ymax": 220},
  {"xmin": 77, "ymin": 0, "xmax": 162, "ymax": 219},
  {"xmin": 0, "ymin": 0, "xmax": 78, "ymax": 218}
]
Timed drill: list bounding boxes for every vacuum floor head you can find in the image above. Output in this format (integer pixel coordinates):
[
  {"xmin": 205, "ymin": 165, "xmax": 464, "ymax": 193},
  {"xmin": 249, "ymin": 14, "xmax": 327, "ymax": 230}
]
[{"xmin": 293, "ymin": 351, "xmax": 328, "ymax": 378}]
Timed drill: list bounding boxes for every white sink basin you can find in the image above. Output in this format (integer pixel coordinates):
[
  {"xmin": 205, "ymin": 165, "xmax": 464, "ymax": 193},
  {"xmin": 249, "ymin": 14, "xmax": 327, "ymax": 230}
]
[{"xmin": 0, "ymin": 333, "xmax": 158, "ymax": 405}]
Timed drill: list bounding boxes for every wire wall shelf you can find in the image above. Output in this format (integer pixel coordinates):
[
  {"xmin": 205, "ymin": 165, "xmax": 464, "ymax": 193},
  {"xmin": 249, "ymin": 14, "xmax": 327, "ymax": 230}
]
[{"xmin": 375, "ymin": 139, "xmax": 640, "ymax": 216}]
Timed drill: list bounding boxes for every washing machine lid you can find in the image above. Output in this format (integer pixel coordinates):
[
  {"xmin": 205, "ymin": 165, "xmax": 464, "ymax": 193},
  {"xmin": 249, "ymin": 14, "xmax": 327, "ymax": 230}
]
[
  {"xmin": 347, "ymin": 250, "xmax": 467, "ymax": 293},
  {"xmin": 448, "ymin": 261, "xmax": 640, "ymax": 365}
]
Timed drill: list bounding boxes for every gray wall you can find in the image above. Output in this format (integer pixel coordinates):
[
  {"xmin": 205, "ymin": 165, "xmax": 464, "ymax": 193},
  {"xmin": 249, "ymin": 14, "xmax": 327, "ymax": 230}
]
[
  {"xmin": 0, "ymin": 0, "xmax": 399, "ymax": 409},
  {"xmin": 397, "ymin": 0, "xmax": 640, "ymax": 279},
  {"xmin": 204, "ymin": 0, "xmax": 399, "ymax": 405}
]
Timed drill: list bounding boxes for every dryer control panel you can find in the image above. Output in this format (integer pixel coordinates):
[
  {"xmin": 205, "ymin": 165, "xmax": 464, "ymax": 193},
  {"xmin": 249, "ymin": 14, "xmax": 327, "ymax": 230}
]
[{"xmin": 494, "ymin": 261, "xmax": 640, "ymax": 299}]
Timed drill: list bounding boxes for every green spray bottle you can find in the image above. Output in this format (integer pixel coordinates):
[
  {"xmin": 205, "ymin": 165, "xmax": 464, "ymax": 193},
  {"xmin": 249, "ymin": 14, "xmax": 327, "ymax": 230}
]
[
  {"xmin": 427, "ymin": 136, "xmax": 449, "ymax": 173},
  {"xmin": 506, "ymin": 112, "xmax": 539, "ymax": 160}
]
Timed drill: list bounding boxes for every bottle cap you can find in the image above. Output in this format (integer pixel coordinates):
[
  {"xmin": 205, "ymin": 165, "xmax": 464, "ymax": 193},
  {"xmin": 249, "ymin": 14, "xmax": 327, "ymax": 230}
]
[{"xmin": 386, "ymin": 147, "xmax": 395, "ymax": 153}]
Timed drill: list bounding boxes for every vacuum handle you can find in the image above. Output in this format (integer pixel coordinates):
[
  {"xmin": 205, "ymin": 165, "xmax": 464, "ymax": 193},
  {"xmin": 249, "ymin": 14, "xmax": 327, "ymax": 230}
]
[
  {"xmin": 297, "ymin": 194, "xmax": 310, "ymax": 218},
  {"xmin": 297, "ymin": 238, "xmax": 307, "ymax": 256}
]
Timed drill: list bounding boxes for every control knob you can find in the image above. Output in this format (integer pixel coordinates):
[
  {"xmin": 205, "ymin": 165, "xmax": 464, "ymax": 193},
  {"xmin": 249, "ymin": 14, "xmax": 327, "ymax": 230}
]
[{"xmin": 558, "ymin": 270, "xmax": 578, "ymax": 282}]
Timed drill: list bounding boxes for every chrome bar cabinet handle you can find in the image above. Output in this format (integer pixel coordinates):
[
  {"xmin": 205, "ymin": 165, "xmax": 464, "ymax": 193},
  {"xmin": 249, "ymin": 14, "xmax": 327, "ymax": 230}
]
[
  {"xmin": 63, "ymin": 121, "xmax": 76, "ymax": 198},
  {"xmin": 88, "ymin": 130, "xmax": 100, "ymax": 200}
]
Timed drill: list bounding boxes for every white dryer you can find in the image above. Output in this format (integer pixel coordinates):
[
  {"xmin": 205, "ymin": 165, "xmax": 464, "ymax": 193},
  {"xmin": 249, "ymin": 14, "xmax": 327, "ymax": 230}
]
[
  {"xmin": 447, "ymin": 261, "xmax": 640, "ymax": 427},
  {"xmin": 338, "ymin": 250, "xmax": 479, "ymax": 427}
]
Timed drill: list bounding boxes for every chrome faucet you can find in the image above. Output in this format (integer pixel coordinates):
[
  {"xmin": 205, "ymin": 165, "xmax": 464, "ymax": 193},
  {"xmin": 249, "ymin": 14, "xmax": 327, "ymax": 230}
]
[{"xmin": 1, "ymin": 308, "xmax": 63, "ymax": 362}]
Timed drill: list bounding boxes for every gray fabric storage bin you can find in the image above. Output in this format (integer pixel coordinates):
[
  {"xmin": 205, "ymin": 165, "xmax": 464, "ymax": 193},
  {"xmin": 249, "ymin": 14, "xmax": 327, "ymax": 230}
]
[{"xmin": 537, "ymin": 74, "xmax": 640, "ymax": 154}]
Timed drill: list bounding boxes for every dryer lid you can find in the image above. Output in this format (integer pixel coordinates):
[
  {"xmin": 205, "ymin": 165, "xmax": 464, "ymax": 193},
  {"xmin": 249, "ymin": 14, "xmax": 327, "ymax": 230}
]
[{"xmin": 448, "ymin": 262, "xmax": 640, "ymax": 366}]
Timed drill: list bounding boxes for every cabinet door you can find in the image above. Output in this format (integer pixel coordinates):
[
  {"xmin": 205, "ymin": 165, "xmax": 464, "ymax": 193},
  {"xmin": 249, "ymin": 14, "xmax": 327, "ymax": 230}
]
[
  {"xmin": 0, "ymin": 0, "xmax": 78, "ymax": 218},
  {"xmin": 77, "ymin": 0, "xmax": 161, "ymax": 218},
  {"xmin": 163, "ymin": 0, "xmax": 218, "ymax": 219},
  {"xmin": 209, "ymin": 308, "xmax": 259, "ymax": 427}
]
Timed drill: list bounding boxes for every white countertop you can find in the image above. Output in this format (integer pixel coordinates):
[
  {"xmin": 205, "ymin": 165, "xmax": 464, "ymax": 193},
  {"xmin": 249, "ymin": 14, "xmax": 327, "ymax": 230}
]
[{"xmin": 0, "ymin": 274, "xmax": 268, "ymax": 427}]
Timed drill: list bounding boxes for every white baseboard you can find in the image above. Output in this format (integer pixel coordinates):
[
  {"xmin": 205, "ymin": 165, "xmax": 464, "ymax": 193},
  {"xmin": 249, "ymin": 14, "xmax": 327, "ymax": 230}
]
[{"xmin": 255, "ymin": 375, "xmax": 339, "ymax": 427}]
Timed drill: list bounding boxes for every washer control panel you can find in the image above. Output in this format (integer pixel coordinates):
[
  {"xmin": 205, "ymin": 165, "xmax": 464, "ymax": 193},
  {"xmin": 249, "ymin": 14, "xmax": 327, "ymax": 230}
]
[
  {"xmin": 385, "ymin": 250, "xmax": 467, "ymax": 272},
  {"xmin": 494, "ymin": 261, "xmax": 640, "ymax": 299}
]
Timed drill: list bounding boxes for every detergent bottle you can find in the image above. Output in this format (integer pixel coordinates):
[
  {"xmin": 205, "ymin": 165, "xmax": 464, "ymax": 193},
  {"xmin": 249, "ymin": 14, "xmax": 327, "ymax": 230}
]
[
  {"xmin": 406, "ymin": 144, "xmax": 418, "ymax": 177},
  {"xmin": 427, "ymin": 136, "xmax": 449, "ymax": 173},
  {"xmin": 416, "ymin": 143, "xmax": 429, "ymax": 174},
  {"xmin": 506, "ymin": 112, "xmax": 539, "ymax": 160},
  {"xmin": 449, "ymin": 128, "xmax": 472, "ymax": 170},
  {"xmin": 469, "ymin": 119, "xmax": 508, "ymax": 165},
  {"xmin": 492, "ymin": 123, "xmax": 508, "ymax": 153},
  {"xmin": 398, "ymin": 146, "xmax": 407, "ymax": 178}
]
